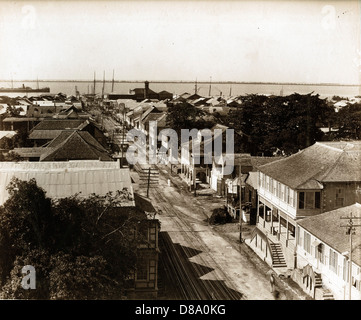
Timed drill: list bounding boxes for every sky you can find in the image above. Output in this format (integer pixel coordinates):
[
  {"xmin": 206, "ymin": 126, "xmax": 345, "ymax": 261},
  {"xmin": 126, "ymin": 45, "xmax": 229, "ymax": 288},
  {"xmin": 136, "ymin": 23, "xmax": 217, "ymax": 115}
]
[{"xmin": 0, "ymin": 0, "xmax": 360, "ymax": 84}]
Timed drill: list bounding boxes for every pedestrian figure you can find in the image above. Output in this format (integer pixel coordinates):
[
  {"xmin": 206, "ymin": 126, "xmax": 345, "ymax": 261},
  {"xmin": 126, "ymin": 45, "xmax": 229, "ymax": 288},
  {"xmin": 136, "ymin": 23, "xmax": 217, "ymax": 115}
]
[{"xmin": 269, "ymin": 272, "xmax": 275, "ymax": 293}]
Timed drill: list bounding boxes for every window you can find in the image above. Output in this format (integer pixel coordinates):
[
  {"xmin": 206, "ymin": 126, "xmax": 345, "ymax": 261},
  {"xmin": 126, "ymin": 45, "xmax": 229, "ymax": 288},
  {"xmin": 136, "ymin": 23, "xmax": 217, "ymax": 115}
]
[
  {"xmin": 290, "ymin": 189, "xmax": 295, "ymax": 207},
  {"xmin": 277, "ymin": 182, "xmax": 281, "ymax": 198},
  {"xmin": 329, "ymin": 249, "xmax": 338, "ymax": 274},
  {"xmin": 286, "ymin": 187, "xmax": 291, "ymax": 204},
  {"xmin": 343, "ymin": 257, "xmax": 348, "ymax": 282},
  {"xmin": 299, "ymin": 192, "xmax": 305, "ymax": 209},
  {"xmin": 288, "ymin": 223, "xmax": 295, "ymax": 238},
  {"xmin": 265, "ymin": 209, "xmax": 272, "ymax": 222},
  {"xmin": 273, "ymin": 179, "xmax": 277, "ymax": 195},
  {"xmin": 269, "ymin": 177, "xmax": 274, "ymax": 193},
  {"xmin": 317, "ymin": 243, "xmax": 325, "ymax": 264},
  {"xmin": 304, "ymin": 231, "xmax": 311, "ymax": 254},
  {"xmin": 297, "ymin": 226, "xmax": 301, "ymax": 245},
  {"xmin": 272, "ymin": 209, "xmax": 279, "ymax": 222},
  {"xmin": 315, "ymin": 192, "xmax": 321, "ymax": 209},
  {"xmin": 281, "ymin": 184, "xmax": 285, "ymax": 201},
  {"xmin": 263, "ymin": 174, "xmax": 266, "ymax": 189},
  {"xmin": 335, "ymin": 189, "xmax": 344, "ymax": 208},
  {"xmin": 136, "ymin": 260, "xmax": 148, "ymax": 280},
  {"xmin": 299, "ymin": 192, "xmax": 321, "ymax": 209},
  {"xmin": 149, "ymin": 260, "xmax": 156, "ymax": 281},
  {"xmin": 280, "ymin": 216, "xmax": 287, "ymax": 228}
]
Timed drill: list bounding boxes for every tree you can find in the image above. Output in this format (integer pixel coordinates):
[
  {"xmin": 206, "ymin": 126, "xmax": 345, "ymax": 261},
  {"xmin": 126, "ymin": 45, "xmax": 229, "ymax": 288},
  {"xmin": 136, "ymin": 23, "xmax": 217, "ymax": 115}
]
[
  {"xmin": 333, "ymin": 103, "xmax": 361, "ymax": 139},
  {"xmin": 0, "ymin": 178, "xmax": 149, "ymax": 299},
  {"xmin": 166, "ymin": 101, "xmax": 205, "ymax": 138},
  {"xmin": 227, "ymin": 93, "xmax": 333, "ymax": 155}
]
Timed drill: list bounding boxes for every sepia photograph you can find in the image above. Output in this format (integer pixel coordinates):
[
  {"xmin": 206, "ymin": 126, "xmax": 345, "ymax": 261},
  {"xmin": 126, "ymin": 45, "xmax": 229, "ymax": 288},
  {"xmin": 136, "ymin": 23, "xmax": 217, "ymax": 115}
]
[{"xmin": 0, "ymin": 0, "xmax": 360, "ymax": 310}]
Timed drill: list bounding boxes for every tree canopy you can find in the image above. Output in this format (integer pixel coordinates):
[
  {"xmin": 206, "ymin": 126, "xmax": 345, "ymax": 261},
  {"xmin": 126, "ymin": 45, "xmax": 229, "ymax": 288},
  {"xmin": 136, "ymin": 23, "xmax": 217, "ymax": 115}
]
[
  {"xmin": 226, "ymin": 93, "xmax": 334, "ymax": 155},
  {"xmin": 166, "ymin": 101, "xmax": 208, "ymax": 136},
  {"xmin": 0, "ymin": 178, "xmax": 149, "ymax": 299}
]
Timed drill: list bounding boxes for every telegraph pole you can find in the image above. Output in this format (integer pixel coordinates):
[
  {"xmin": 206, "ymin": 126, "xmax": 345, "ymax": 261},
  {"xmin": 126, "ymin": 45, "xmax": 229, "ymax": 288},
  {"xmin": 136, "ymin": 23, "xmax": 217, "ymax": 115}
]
[{"xmin": 340, "ymin": 212, "xmax": 361, "ymax": 300}]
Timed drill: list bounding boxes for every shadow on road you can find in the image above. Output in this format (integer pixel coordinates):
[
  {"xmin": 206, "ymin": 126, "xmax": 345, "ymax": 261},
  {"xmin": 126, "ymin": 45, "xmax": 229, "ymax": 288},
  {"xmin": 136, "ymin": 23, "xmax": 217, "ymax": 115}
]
[{"xmin": 158, "ymin": 231, "xmax": 243, "ymax": 300}]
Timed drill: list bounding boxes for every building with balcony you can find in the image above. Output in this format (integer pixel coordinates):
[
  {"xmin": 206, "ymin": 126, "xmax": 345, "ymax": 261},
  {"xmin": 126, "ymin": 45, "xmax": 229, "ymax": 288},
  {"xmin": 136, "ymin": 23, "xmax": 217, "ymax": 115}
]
[
  {"xmin": 294, "ymin": 203, "xmax": 361, "ymax": 300},
  {"xmin": 247, "ymin": 141, "xmax": 361, "ymax": 273}
]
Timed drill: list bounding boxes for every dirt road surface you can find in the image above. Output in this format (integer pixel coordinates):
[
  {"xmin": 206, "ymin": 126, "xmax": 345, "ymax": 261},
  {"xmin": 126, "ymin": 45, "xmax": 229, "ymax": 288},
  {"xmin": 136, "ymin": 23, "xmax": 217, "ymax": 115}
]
[{"xmin": 133, "ymin": 163, "xmax": 300, "ymax": 300}]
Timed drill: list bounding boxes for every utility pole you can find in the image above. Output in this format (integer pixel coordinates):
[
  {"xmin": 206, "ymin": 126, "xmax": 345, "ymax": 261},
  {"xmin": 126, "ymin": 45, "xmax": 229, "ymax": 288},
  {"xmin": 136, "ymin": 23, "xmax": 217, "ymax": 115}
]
[
  {"xmin": 340, "ymin": 212, "xmax": 361, "ymax": 300},
  {"xmin": 139, "ymin": 167, "xmax": 159, "ymax": 197}
]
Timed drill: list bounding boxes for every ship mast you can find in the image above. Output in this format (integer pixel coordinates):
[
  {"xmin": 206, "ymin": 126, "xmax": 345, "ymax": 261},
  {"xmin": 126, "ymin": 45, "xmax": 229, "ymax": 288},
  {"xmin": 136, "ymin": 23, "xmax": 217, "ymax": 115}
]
[
  {"xmin": 102, "ymin": 70, "xmax": 105, "ymax": 98},
  {"xmin": 208, "ymin": 76, "xmax": 212, "ymax": 97},
  {"xmin": 93, "ymin": 71, "xmax": 96, "ymax": 95},
  {"xmin": 111, "ymin": 69, "xmax": 115, "ymax": 92}
]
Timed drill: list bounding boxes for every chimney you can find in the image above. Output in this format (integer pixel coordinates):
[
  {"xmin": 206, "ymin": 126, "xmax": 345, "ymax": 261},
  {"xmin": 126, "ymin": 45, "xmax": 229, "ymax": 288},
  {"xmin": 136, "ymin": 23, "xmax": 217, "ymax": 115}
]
[{"xmin": 144, "ymin": 81, "xmax": 149, "ymax": 99}]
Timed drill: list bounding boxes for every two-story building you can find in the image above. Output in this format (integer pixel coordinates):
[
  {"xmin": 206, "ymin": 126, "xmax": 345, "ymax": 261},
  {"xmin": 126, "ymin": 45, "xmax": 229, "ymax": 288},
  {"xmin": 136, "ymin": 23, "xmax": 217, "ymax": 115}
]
[
  {"xmin": 294, "ymin": 203, "xmax": 361, "ymax": 300},
  {"xmin": 247, "ymin": 141, "xmax": 361, "ymax": 273}
]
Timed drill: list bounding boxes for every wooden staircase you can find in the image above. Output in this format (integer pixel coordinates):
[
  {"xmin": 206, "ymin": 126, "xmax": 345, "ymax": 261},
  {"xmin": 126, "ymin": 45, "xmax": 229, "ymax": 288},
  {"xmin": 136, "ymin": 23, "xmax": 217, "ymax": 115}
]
[
  {"xmin": 322, "ymin": 289, "xmax": 335, "ymax": 300},
  {"xmin": 314, "ymin": 273, "xmax": 335, "ymax": 300},
  {"xmin": 269, "ymin": 243, "xmax": 287, "ymax": 268},
  {"xmin": 314, "ymin": 272, "xmax": 322, "ymax": 288}
]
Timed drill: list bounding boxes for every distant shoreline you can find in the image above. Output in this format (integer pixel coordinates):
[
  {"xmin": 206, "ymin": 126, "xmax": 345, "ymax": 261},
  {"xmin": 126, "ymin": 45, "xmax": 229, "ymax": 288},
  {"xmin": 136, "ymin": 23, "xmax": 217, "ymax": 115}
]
[{"xmin": 0, "ymin": 80, "xmax": 359, "ymax": 87}]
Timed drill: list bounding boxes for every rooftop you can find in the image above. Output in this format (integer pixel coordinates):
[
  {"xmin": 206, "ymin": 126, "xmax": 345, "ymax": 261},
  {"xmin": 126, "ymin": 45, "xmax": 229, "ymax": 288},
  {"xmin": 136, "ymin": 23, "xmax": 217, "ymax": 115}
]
[
  {"xmin": 298, "ymin": 203, "xmax": 361, "ymax": 266},
  {"xmin": 258, "ymin": 141, "xmax": 361, "ymax": 189},
  {"xmin": 31, "ymin": 119, "xmax": 87, "ymax": 131},
  {"xmin": 40, "ymin": 130, "xmax": 112, "ymax": 161},
  {"xmin": 0, "ymin": 160, "xmax": 134, "ymax": 206}
]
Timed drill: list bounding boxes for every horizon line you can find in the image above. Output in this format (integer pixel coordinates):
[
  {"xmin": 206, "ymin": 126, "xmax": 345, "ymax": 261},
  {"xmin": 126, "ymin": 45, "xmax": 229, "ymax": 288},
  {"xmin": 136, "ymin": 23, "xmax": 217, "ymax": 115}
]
[{"xmin": 0, "ymin": 79, "xmax": 359, "ymax": 87}]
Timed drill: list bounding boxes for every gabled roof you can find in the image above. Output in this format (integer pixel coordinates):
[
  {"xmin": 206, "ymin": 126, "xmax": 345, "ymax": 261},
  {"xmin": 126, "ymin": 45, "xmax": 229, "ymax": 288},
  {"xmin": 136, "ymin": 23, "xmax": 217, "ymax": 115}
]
[
  {"xmin": 0, "ymin": 160, "xmax": 134, "ymax": 206},
  {"xmin": 258, "ymin": 141, "xmax": 361, "ymax": 190},
  {"xmin": 142, "ymin": 112, "xmax": 167, "ymax": 127},
  {"xmin": 29, "ymin": 119, "xmax": 96, "ymax": 140},
  {"xmin": 31, "ymin": 119, "xmax": 87, "ymax": 131},
  {"xmin": 40, "ymin": 130, "xmax": 112, "ymax": 161},
  {"xmin": 29, "ymin": 130, "xmax": 65, "ymax": 140},
  {"xmin": 298, "ymin": 203, "xmax": 361, "ymax": 266}
]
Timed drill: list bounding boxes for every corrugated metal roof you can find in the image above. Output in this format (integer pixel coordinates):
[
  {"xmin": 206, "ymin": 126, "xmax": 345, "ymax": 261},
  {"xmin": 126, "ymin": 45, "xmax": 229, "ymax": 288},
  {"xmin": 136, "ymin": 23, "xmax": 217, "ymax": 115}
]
[
  {"xmin": 32, "ymin": 119, "xmax": 86, "ymax": 130},
  {"xmin": 12, "ymin": 147, "xmax": 45, "ymax": 157},
  {"xmin": 0, "ymin": 131, "xmax": 17, "ymax": 140},
  {"xmin": 29, "ymin": 130, "xmax": 65, "ymax": 140},
  {"xmin": 0, "ymin": 160, "xmax": 134, "ymax": 206}
]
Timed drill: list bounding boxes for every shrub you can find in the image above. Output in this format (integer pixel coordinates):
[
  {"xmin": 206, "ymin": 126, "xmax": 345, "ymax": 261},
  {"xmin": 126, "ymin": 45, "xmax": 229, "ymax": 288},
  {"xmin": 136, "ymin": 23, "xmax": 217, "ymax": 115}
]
[{"xmin": 209, "ymin": 207, "xmax": 232, "ymax": 225}]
